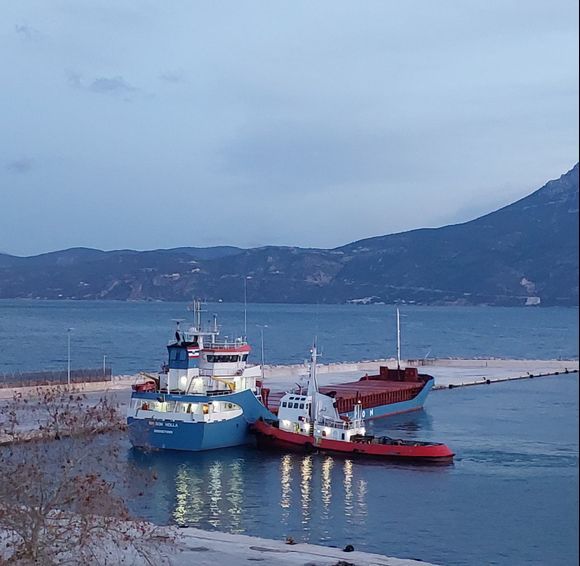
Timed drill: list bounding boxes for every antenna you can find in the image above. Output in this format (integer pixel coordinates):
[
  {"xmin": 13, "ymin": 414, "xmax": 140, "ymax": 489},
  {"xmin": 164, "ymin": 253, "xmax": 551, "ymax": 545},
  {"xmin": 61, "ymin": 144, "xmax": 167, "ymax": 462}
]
[
  {"xmin": 195, "ymin": 300, "xmax": 202, "ymax": 330},
  {"xmin": 243, "ymin": 276, "xmax": 248, "ymax": 338},
  {"xmin": 396, "ymin": 308, "xmax": 401, "ymax": 370},
  {"xmin": 188, "ymin": 299, "xmax": 203, "ymax": 331},
  {"xmin": 307, "ymin": 340, "xmax": 319, "ymax": 423}
]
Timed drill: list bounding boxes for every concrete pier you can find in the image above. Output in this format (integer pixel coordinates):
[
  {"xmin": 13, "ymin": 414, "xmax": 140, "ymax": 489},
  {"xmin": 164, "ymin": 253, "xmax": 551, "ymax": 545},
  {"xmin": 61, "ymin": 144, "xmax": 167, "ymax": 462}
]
[
  {"xmin": 0, "ymin": 358, "xmax": 577, "ymax": 401},
  {"xmin": 172, "ymin": 527, "xmax": 436, "ymax": 565}
]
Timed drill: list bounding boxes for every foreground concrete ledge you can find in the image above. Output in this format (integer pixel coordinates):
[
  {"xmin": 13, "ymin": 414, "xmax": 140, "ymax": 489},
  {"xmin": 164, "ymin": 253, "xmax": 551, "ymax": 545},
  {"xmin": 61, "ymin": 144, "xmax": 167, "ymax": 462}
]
[
  {"xmin": 174, "ymin": 527, "xmax": 436, "ymax": 565},
  {"xmin": 0, "ymin": 523, "xmax": 437, "ymax": 565}
]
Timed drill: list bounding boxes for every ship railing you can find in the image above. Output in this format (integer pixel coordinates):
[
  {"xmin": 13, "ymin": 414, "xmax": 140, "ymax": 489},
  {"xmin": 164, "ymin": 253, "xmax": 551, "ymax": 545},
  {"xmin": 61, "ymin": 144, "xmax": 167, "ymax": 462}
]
[
  {"xmin": 202, "ymin": 340, "xmax": 249, "ymax": 350},
  {"xmin": 317, "ymin": 415, "xmax": 361, "ymax": 430},
  {"xmin": 166, "ymin": 328, "xmax": 220, "ymax": 345},
  {"xmin": 165, "ymin": 338, "xmax": 249, "ymax": 349},
  {"xmin": 151, "ymin": 388, "xmax": 234, "ymax": 397},
  {"xmin": 206, "ymin": 389, "xmax": 237, "ymax": 397}
]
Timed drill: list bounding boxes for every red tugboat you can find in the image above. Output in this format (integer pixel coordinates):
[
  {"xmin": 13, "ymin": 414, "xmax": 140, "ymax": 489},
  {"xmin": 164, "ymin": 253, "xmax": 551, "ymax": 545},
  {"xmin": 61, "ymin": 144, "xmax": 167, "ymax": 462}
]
[{"xmin": 252, "ymin": 345, "xmax": 454, "ymax": 464}]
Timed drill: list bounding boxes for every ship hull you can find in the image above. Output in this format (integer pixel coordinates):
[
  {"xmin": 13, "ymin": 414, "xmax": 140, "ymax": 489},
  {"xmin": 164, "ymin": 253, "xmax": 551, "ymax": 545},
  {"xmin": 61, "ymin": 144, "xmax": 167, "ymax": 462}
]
[
  {"xmin": 127, "ymin": 389, "xmax": 275, "ymax": 452},
  {"xmin": 343, "ymin": 378, "xmax": 434, "ymax": 421},
  {"xmin": 252, "ymin": 420, "xmax": 453, "ymax": 463},
  {"xmin": 127, "ymin": 414, "xmax": 252, "ymax": 451}
]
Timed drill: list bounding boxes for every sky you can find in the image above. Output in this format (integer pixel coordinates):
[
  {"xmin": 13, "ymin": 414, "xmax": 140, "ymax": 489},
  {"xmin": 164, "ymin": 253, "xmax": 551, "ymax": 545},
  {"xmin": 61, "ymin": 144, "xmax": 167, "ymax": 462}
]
[{"xmin": 1, "ymin": 1, "xmax": 578, "ymax": 256}]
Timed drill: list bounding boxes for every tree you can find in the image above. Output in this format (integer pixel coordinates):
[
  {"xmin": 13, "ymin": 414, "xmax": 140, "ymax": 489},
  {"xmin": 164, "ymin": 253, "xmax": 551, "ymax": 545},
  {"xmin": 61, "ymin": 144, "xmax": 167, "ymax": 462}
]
[{"xmin": 0, "ymin": 386, "xmax": 174, "ymax": 565}]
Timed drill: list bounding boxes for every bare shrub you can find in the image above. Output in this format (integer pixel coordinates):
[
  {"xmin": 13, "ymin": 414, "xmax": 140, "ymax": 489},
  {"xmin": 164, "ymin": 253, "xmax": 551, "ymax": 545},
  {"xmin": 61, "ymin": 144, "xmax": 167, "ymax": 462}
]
[{"xmin": 0, "ymin": 386, "xmax": 174, "ymax": 564}]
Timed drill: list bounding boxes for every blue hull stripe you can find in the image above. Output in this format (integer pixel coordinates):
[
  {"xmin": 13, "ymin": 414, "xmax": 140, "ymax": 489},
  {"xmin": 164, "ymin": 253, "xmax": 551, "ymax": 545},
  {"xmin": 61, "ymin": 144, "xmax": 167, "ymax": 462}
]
[
  {"xmin": 127, "ymin": 388, "xmax": 274, "ymax": 452},
  {"xmin": 344, "ymin": 379, "xmax": 434, "ymax": 421},
  {"xmin": 128, "ymin": 414, "xmax": 252, "ymax": 451}
]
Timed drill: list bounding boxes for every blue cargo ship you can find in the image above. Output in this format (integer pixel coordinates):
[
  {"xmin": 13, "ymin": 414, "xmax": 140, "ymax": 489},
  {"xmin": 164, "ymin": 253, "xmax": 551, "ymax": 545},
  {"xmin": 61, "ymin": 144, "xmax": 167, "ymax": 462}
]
[{"xmin": 127, "ymin": 302, "xmax": 275, "ymax": 452}]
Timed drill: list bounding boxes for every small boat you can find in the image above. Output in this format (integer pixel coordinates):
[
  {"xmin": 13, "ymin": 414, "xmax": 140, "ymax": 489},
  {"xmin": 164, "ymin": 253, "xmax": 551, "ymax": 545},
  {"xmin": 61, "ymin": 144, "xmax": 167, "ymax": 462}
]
[{"xmin": 252, "ymin": 344, "xmax": 454, "ymax": 464}]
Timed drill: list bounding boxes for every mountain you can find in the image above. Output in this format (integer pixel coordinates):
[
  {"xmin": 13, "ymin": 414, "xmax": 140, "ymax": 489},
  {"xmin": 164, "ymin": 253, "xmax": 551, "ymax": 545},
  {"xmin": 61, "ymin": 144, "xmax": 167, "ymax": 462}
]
[{"xmin": 0, "ymin": 165, "xmax": 577, "ymax": 305}]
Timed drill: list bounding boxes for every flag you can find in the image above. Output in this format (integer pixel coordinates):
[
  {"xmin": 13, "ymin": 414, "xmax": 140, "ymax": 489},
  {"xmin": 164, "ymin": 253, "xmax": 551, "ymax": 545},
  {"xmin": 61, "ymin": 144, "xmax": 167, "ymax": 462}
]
[{"xmin": 187, "ymin": 348, "xmax": 200, "ymax": 359}]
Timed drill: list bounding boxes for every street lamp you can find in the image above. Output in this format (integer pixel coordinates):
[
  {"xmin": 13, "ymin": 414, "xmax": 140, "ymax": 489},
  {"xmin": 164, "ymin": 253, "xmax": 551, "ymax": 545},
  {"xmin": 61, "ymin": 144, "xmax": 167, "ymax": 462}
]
[{"xmin": 67, "ymin": 328, "xmax": 74, "ymax": 386}]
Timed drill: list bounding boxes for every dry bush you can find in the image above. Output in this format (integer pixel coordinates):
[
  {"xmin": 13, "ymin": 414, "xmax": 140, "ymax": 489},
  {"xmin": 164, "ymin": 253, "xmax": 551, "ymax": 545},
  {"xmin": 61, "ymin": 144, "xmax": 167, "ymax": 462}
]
[{"xmin": 0, "ymin": 386, "xmax": 174, "ymax": 565}]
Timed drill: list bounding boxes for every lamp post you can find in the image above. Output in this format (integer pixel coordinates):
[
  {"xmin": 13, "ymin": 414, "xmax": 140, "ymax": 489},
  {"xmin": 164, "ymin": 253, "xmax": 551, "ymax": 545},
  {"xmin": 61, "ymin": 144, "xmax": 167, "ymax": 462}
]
[
  {"xmin": 67, "ymin": 328, "xmax": 73, "ymax": 386},
  {"xmin": 243, "ymin": 275, "xmax": 252, "ymax": 339}
]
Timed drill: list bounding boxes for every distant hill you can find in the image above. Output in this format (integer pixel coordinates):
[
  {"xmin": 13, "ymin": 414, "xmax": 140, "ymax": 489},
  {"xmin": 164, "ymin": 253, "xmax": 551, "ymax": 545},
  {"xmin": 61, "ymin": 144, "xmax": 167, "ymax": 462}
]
[{"xmin": 0, "ymin": 164, "xmax": 577, "ymax": 306}]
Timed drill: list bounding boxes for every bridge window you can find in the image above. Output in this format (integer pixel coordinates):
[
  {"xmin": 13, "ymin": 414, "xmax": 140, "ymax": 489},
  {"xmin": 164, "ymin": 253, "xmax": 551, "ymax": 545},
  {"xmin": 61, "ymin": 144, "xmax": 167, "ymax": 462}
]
[
  {"xmin": 169, "ymin": 349, "xmax": 187, "ymax": 361},
  {"xmin": 207, "ymin": 355, "xmax": 241, "ymax": 363}
]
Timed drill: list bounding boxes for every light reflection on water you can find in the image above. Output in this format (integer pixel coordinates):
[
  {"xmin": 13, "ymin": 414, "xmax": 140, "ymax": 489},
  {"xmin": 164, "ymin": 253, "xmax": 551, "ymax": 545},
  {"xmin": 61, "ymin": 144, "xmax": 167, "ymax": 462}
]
[
  {"xmin": 131, "ymin": 447, "xmax": 373, "ymax": 541},
  {"xmin": 300, "ymin": 455, "xmax": 312, "ymax": 528},
  {"xmin": 321, "ymin": 456, "xmax": 333, "ymax": 516},
  {"xmin": 280, "ymin": 454, "xmax": 292, "ymax": 521},
  {"xmin": 126, "ymin": 375, "xmax": 578, "ymax": 566},
  {"xmin": 207, "ymin": 461, "xmax": 222, "ymax": 527},
  {"xmin": 227, "ymin": 460, "xmax": 243, "ymax": 533},
  {"xmin": 343, "ymin": 459, "xmax": 353, "ymax": 520},
  {"xmin": 170, "ymin": 459, "xmax": 246, "ymax": 531}
]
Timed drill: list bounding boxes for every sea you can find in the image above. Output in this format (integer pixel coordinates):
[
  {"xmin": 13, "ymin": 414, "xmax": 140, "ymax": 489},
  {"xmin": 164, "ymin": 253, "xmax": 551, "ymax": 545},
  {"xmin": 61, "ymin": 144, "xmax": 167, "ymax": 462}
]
[
  {"xmin": 0, "ymin": 300, "xmax": 578, "ymax": 565},
  {"xmin": 0, "ymin": 300, "xmax": 578, "ymax": 375},
  {"xmin": 127, "ymin": 374, "xmax": 579, "ymax": 566}
]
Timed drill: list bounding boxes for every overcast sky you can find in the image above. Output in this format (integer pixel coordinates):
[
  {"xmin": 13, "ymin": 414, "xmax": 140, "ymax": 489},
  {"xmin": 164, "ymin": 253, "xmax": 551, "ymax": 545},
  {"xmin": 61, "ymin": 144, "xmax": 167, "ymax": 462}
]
[{"xmin": 1, "ymin": 1, "xmax": 578, "ymax": 256}]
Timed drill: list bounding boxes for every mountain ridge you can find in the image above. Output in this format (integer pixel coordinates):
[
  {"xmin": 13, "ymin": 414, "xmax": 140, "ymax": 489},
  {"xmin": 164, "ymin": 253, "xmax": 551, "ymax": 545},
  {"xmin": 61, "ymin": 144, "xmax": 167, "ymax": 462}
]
[{"xmin": 0, "ymin": 164, "xmax": 577, "ymax": 306}]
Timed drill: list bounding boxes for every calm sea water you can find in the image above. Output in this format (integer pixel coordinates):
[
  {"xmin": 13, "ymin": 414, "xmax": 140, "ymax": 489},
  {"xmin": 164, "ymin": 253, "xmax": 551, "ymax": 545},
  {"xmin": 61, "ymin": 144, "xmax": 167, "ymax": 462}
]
[
  {"xmin": 0, "ymin": 300, "xmax": 578, "ymax": 374},
  {"xmin": 126, "ymin": 374, "xmax": 579, "ymax": 566},
  {"xmin": 0, "ymin": 300, "xmax": 578, "ymax": 564}
]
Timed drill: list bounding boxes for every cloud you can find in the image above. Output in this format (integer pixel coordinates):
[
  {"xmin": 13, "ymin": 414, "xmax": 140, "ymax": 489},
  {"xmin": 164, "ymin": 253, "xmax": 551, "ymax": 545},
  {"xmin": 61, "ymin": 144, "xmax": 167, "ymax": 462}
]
[
  {"xmin": 66, "ymin": 71, "xmax": 137, "ymax": 96},
  {"xmin": 89, "ymin": 76, "xmax": 136, "ymax": 94},
  {"xmin": 159, "ymin": 71, "xmax": 185, "ymax": 84},
  {"xmin": 66, "ymin": 71, "xmax": 83, "ymax": 89},
  {"xmin": 6, "ymin": 158, "xmax": 34, "ymax": 174},
  {"xmin": 14, "ymin": 24, "xmax": 41, "ymax": 42}
]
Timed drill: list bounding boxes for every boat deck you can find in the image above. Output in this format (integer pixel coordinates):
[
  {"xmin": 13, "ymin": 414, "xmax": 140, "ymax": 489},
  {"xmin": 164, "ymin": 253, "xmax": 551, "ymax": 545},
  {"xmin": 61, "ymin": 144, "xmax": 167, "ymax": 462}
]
[{"xmin": 266, "ymin": 376, "xmax": 427, "ymax": 414}]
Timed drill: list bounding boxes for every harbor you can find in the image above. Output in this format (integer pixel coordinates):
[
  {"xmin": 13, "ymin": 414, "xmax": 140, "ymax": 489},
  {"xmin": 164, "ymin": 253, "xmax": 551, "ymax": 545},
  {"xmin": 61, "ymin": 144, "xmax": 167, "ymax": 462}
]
[
  {"xmin": 0, "ymin": 303, "xmax": 577, "ymax": 565},
  {"xmin": 2, "ymin": 355, "xmax": 576, "ymax": 402},
  {"xmin": 1, "ymin": 357, "xmax": 577, "ymax": 445},
  {"xmin": 2, "ymin": 366, "xmax": 576, "ymax": 565}
]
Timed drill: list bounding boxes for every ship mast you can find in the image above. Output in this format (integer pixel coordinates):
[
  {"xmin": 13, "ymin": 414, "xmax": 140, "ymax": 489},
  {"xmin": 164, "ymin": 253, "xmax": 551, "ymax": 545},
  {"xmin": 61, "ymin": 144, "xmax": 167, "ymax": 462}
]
[
  {"xmin": 243, "ymin": 276, "xmax": 248, "ymax": 339},
  {"xmin": 396, "ymin": 307, "xmax": 401, "ymax": 370},
  {"xmin": 307, "ymin": 342, "xmax": 319, "ymax": 424},
  {"xmin": 195, "ymin": 299, "xmax": 202, "ymax": 331}
]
